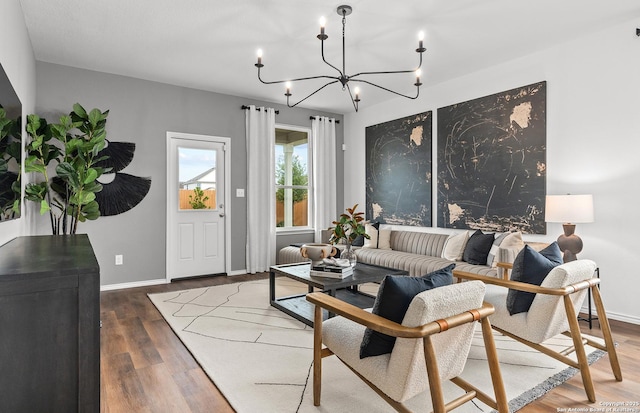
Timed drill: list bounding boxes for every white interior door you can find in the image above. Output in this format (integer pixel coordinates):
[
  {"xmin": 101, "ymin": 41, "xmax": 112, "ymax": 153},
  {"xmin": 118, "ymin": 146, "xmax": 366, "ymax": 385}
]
[{"xmin": 167, "ymin": 132, "xmax": 229, "ymax": 281}]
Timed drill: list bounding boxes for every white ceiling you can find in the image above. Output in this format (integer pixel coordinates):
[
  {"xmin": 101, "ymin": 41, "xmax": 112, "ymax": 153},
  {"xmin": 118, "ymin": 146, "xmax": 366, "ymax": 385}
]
[{"xmin": 19, "ymin": 0, "xmax": 640, "ymax": 114}]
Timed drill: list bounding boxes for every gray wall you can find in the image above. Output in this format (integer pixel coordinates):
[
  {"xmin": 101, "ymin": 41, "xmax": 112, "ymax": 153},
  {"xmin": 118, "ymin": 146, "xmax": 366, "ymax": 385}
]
[
  {"xmin": 34, "ymin": 62, "xmax": 343, "ymax": 286},
  {"xmin": 275, "ymin": 232, "xmax": 316, "ymax": 255}
]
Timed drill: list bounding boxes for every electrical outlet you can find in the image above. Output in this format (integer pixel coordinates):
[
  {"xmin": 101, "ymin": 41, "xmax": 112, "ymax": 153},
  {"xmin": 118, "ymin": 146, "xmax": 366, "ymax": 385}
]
[
  {"xmin": 236, "ymin": 188, "xmax": 245, "ymax": 197},
  {"xmin": 115, "ymin": 255, "xmax": 123, "ymax": 265}
]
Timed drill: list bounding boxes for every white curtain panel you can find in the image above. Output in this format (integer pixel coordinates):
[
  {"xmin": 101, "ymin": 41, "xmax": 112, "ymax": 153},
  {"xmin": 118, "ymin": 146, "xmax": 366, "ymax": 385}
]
[
  {"xmin": 245, "ymin": 105, "xmax": 276, "ymax": 273},
  {"xmin": 311, "ymin": 116, "xmax": 337, "ymax": 243}
]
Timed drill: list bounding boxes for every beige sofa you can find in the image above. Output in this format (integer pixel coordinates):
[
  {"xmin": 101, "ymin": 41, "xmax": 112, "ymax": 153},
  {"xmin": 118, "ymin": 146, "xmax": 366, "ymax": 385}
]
[{"xmin": 277, "ymin": 229, "xmax": 546, "ymax": 278}]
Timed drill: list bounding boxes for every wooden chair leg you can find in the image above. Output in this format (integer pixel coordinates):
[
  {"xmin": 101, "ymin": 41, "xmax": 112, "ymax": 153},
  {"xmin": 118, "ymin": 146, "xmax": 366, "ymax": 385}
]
[
  {"xmin": 313, "ymin": 305, "xmax": 323, "ymax": 406},
  {"xmin": 423, "ymin": 336, "xmax": 446, "ymax": 413},
  {"xmin": 590, "ymin": 286, "xmax": 623, "ymax": 381},
  {"xmin": 480, "ymin": 318, "xmax": 509, "ymax": 413},
  {"xmin": 564, "ymin": 295, "xmax": 597, "ymax": 402}
]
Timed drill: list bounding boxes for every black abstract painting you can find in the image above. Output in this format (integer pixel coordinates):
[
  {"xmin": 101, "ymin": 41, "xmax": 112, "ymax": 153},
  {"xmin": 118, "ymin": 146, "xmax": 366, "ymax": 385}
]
[
  {"xmin": 365, "ymin": 111, "xmax": 432, "ymax": 226},
  {"xmin": 437, "ymin": 81, "xmax": 546, "ymax": 233}
]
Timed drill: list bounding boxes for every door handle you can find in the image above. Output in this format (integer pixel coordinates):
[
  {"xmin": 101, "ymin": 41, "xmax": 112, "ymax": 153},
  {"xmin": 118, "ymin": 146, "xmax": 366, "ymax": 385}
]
[{"xmin": 219, "ymin": 213, "xmax": 225, "ymax": 218}]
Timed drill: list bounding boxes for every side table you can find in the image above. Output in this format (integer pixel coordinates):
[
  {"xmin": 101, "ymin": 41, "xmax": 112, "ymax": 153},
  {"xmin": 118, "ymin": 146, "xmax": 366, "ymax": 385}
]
[{"xmin": 578, "ymin": 267, "xmax": 600, "ymax": 329}]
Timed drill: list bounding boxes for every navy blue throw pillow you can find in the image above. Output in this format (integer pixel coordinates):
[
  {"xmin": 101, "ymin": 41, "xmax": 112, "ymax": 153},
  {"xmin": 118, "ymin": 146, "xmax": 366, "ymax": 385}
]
[
  {"xmin": 352, "ymin": 235, "xmax": 365, "ymax": 247},
  {"xmin": 506, "ymin": 242, "xmax": 563, "ymax": 315},
  {"xmin": 370, "ymin": 221, "xmax": 381, "ymax": 248},
  {"xmin": 462, "ymin": 230, "xmax": 495, "ymax": 265},
  {"xmin": 359, "ymin": 264, "xmax": 455, "ymax": 359}
]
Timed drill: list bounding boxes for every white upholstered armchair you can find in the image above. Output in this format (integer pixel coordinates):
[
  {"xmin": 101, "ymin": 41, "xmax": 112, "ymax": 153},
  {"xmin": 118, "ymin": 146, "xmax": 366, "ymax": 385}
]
[
  {"xmin": 454, "ymin": 259, "xmax": 622, "ymax": 403},
  {"xmin": 306, "ymin": 280, "xmax": 508, "ymax": 413}
]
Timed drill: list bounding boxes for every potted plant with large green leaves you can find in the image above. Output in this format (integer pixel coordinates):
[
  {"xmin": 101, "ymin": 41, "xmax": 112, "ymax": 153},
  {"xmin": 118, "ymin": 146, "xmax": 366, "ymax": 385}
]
[
  {"xmin": 0, "ymin": 107, "xmax": 22, "ymax": 220},
  {"xmin": 24, "ymin": 103, "xmax": 110, "ymax": 234},
  {"xmin": 328, "ymin": 204, "xmax": 370, "ymax": 267}
]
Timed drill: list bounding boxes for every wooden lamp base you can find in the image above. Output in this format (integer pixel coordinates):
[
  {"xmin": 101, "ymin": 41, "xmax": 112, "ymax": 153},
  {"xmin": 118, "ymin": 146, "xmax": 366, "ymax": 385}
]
[{"xmin": 557, "ymin": 223, "xmax": 583, "ymax": 262}]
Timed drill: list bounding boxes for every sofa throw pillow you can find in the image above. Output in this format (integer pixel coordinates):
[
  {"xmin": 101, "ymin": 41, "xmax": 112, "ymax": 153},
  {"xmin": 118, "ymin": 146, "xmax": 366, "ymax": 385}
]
[
  {"xmin": 489, "ymin": 231, "xmax": 525, "ymax": 274},
  {"xmin": 485, "ymin": 232, "xmax": 508, "ymax": 266},
  {"xmin": 506, "ymin": 242, "xmax": 563, "ymax": 315},
  {"xmin": 441, "ymin": 231, "xmax": 469, "ymax": 261},
  {"xmin": 363, "ymin": 222, "xmax": 381, "ymax": 248},
  {"xmin": 499, "ymin": 231, "xmax": 525, "ymax": 253},
  {"xmin": 352, "ymin": 220, "xmax": 374, "ymax": 247},
  {"xmin": 359, "ymin": 264, "xmax": 455, "ymax": 359},
  {"xmin": 352, "ymin": 234, "xmax": 365, "ymax": 247},
  {"xmin": 462, "ymin": 230, "xmax": 495, "ymax": 265},
  {"xmin": 378, "ymin": 229, "xmax": 392, "ymax": 250},
  {"xmin": 486, "ymin": 231, "xmax": 526, "ymax": 267}
]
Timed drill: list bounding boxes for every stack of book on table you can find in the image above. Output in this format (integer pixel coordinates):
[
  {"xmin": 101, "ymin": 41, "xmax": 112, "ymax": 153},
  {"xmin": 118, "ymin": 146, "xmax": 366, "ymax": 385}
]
[{"xmin": 310, "ymin": 264, "xmax": 353, "ymax": 279}]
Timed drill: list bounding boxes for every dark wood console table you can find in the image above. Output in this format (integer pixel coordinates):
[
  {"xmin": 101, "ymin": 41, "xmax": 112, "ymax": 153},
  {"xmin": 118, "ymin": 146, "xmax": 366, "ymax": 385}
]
[{"xmin": 0, "ymin": 235, "xmax": 100, "ymax": 412}]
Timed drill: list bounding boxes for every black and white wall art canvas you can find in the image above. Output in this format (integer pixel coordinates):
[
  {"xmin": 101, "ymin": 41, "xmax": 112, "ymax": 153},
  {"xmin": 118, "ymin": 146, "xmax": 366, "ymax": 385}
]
[
  {"xmin": 437, "ymin": 81, "xmax": 547, "ymax": 234},
  {"xmin": 365, "ymin": 111, "xmax": 432, "ymax": 226}
]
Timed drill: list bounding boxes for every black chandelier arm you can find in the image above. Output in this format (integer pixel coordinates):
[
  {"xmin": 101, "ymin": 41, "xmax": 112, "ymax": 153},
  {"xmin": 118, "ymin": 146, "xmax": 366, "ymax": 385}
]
[
  {"xmin": 345, "ymin": 83, "xmax": 359, "ymax": 112},
  {"xmin": 350, "ymin": 67, "xmax": 419, "ymax": 78},
  {"xmin": 257, "ymin": 68, "xmax": 338, "ymax": 85},
  {"xmin": 349, "ymin": 52, "xmax": 423, "ymax": 79},
  {"xmin": 255, "ymin": 5, "xmax": 427, "ymax": 111},
  {"xmin": 286, "ymin": 80, "xmax": 341, "ymax": 108},
  {"xmin": 350, "ymin": 79, "xmax": 420, "ymax": 100},
  {"xmin": 320, "ymin": 37, "xmax": 344, "ymax": 77}
]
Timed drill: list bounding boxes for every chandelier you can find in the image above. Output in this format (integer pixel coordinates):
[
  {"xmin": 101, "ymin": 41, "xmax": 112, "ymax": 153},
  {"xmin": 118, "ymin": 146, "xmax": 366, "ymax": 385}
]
[{"xmin": 254, "ymin": 5, "xmax": 426, "ymax": 112}]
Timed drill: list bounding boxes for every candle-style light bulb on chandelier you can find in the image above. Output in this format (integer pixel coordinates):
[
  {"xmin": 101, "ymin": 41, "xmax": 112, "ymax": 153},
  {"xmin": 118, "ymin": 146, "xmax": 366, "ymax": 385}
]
[{"xmin": 254, "ymin": 5, "xmax": 426, "ymax": 112}]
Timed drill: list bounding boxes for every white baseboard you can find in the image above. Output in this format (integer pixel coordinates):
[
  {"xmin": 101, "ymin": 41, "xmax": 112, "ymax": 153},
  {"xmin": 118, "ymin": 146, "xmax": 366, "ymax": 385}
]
[
  {"xmin": 580, "ymin": 305, "xmax": 640, "ymax": 326},
  {"xmin": 227, "ymin": 269, "xmax": 248, "ymax": 276},
  {"xmin": 101, "ymin": 278, "xmax": 168, "ymax": 291},
  {"xmin": 100, "ymin": 270, "xmax": 249, "ymax": 290},
  {"xmin": 609, "ymin": 312, "xmax": 640, "ymax": 325}
]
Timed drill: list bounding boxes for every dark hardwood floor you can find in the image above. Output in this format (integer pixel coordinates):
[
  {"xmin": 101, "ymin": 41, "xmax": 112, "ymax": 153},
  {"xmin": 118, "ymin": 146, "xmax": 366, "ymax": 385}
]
[{"xmin": 100, "ymin": 273, "xmax": 639, "ymax": 412}]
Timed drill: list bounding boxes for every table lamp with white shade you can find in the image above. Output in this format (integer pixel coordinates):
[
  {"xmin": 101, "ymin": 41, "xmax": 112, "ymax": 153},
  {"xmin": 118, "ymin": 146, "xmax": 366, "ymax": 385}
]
[{"xmin": 545, "ymin": 194, "xmax": 594, "ymax": 262}]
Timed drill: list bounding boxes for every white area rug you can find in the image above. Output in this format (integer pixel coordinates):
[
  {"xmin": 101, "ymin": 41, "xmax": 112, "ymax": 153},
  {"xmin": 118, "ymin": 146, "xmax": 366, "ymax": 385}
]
[{"xmin": 148, "ymin": 278, "xmax": 604, "ymax": 413}]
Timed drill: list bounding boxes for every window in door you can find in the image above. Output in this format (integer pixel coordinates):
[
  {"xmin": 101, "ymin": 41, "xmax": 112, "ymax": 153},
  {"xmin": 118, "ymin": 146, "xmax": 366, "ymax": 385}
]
[
  {"xmin": 178, "ymin": 147, "xmax": 217, "ymax": 210},
  {"xmin": 275, "ymin": 126, "xmax": 312, "ymax": 229}
]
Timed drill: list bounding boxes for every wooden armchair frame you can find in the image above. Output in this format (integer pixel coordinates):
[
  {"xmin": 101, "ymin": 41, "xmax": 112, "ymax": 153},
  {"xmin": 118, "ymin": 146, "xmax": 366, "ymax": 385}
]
[
  {"xmin": 306, "ymin": 292, "xmax": 509, "ymax": 413},
  {"xmin": 453, "ymin": 266, "xmax": 622, "ymax": 403}
]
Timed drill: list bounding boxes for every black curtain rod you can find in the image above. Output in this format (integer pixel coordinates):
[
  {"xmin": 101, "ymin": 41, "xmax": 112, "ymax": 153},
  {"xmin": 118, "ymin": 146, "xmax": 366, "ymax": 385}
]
[
  {"xmin": 241, "ymin": 105, "xmax": 279, "ymax": 114},
  {"xmin": 309, "ymin": 116, "xmax": 340, "ymax": 124},
  {"xmin": 239, "ymin": 106, "xmax": 339, "ymax": 123}
]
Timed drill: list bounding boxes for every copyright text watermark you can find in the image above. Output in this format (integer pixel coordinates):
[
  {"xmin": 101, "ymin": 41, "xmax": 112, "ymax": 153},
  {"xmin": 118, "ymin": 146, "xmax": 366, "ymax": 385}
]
[{"xmin": 557, "ymin": 402, "xmax": 640, "ymax": 413}]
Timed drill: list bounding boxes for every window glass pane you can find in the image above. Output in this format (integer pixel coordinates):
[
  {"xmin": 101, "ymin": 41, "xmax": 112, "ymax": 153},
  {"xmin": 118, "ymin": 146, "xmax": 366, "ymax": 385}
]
[
  {"xmin": 275, "ymin": 127, "xmax": 310, "ymax": 228},
  {"xmin": 178, "ymin": 147, "xmax": 217, "ymax": 210},
  {"xmin": 276, "ymin": 188, "xmax": 308, "ymax": 227}
]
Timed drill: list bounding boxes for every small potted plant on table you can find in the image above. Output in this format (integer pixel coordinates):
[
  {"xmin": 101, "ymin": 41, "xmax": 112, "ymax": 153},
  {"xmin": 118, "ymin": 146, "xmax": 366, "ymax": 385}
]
[{"xmin": 329, "ymin": 204, "xmax": 369, "ymax": 267}]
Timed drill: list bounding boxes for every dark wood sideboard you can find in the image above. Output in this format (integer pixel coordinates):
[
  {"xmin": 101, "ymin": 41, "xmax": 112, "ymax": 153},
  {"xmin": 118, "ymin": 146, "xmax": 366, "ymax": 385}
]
[{"xmin": 0, "ymin": 235, "xmax": 100, "ymax": 412}]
